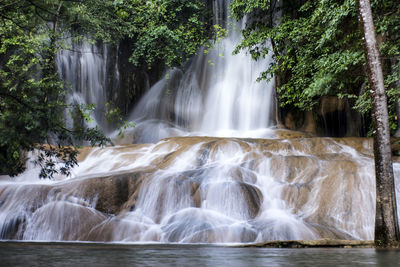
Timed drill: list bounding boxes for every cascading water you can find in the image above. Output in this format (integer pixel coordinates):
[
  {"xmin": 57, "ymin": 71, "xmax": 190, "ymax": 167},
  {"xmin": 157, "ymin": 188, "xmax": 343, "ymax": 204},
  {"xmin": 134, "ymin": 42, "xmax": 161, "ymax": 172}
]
[
  {"xmin": 0, "ymin": 0, "xmax": 399, "ymax": 244},
  {"xmin": 57, "ymin": 40, "xmax": 120, "ymax": 132},
  {"xmin": 128, "ymin": 1, "xmax": 275, "ymax": 143},
  {"xmin": 1, "ymin": 136, "xmax": 398, "ymax": 242}
]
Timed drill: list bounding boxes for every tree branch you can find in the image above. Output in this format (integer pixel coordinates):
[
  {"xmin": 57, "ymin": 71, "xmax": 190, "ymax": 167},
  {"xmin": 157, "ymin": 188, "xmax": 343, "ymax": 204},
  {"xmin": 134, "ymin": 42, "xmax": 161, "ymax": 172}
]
[
  {"xmin": 0, "ymin": 92, "xmax": 48, "ymax": 113},
  {"xmin": 0, "ymin": 13, "xmax": 31, "ymax": 31}
]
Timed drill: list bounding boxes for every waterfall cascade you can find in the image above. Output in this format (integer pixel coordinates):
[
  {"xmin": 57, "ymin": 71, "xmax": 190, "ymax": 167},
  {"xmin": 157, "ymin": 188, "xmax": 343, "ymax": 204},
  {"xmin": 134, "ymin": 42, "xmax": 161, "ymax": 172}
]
[
  {"xmin": 1, "ymin": 0, "xmax": 399, "ymax": 244},
  {"xmin": 1, "ymin": 135, "xmax": 399, "ymax": 242},
  {"xmin": 126, "ymin": 1, "xmax": 274, "ymax": 143},
  {"xmin": 56, "ymin": 41, "xmax": 120, "ymax": 132}
]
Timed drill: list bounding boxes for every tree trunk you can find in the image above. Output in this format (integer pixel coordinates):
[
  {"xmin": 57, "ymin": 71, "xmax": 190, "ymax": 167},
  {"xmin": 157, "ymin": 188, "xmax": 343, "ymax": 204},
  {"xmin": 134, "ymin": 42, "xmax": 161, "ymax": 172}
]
[
  {"xmin": 358, "ymin": 0, "xmax": 400, "ymax": 247},
  {"xmin": 396, "ymin": 101, "xmax": 400, "ymax": 137}
]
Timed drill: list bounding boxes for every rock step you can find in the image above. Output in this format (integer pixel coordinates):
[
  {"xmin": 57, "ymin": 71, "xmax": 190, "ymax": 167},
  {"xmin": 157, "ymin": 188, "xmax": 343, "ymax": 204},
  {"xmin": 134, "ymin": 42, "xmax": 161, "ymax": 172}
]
[{"xmin": 235, "ymin": 239, "xmax": 374, "ymax": 248}]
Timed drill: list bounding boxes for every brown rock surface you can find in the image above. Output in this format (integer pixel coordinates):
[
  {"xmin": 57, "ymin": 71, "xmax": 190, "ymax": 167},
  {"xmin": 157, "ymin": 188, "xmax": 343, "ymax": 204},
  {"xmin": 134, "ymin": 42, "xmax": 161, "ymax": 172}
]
[
  {"xmin": 54, "ymin": 172, "xmax": 145, "ymax": 215},
  {"xmin": 242, "ymin": 239, "xmax": 374, "ymax": 248}
]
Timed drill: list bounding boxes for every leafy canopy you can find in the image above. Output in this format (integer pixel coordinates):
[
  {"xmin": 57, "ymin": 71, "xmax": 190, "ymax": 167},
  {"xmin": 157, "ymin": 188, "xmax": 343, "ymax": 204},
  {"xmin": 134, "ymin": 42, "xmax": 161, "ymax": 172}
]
[
  {"xmin": 231, "ymin": 0, "xmax": 400, "ymax": 132},
  {"xmin": 0, "ymin": 0, "xmax": 210, "ymax": 177},
  {"xmin": 110, "ymin": 0, "xmax": 210, "ymax": 68}
]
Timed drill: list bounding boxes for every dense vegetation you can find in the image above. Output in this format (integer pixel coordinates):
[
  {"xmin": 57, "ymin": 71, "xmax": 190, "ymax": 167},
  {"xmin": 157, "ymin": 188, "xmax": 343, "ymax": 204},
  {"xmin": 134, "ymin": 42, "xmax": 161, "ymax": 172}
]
[
  {"xmin": 1, "ymin": 0, "xmax": 399, "ymax": 177},
  {"xmin": 0, "ymin": 0, "xmax": 210, "ymax": 177},
  {"xmin": 232, "ymin": 1, "xmax": 400, "ymax": 246},
  {"xmin": 231, "ymin": 0, "xmax": 400, "ymax": 133}
]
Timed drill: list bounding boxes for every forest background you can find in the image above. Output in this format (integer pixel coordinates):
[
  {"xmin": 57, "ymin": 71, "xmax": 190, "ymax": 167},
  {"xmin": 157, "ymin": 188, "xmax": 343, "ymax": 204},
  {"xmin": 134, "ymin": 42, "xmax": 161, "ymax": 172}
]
[{"xmin": 0, "ymin": 0, "xmax": 399, "ymax": 177}]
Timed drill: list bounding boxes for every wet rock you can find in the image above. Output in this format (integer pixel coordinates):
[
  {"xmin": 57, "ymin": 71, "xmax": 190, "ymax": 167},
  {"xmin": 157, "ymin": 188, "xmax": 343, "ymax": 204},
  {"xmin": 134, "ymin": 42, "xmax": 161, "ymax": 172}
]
[
  {"xmin": 308, "ymin": 223, "xmax": 355, "ymax": 240},
  {"xmin": 238, "ymin": 182, "xmax": 263, "ymax": 219},
  {"xmin": 23, "ymin": 201, "xmax": 106, "ymax": 241},
  {"xmin": 0, "ymin": 215, "xmax": 25, "ymax": 239},
  {"xmin": 161, "ymin": 208, "xmax": 257, "ymax": 243},
  {"xmin": 228, "ymin": 166, "xmax": 258, "ymax": 184},
  {"xmin": 85, "ymin": 213, "xmax": 161, "ymax": 242},
  {"xmin": 273, "ymin": 129, "xmax": 314, "ymax": 139},
  {"xmin": 284, "ymin": 112, "xmax": 296, "ymax": 131},
  {"xmin": 243, "ymin": 239, "xmax": 374, "ymax": 248},
  {"xmin": 270, "ymin": 155, "xmax": 319, "ymax": 184},
  {"xmin": 180, "ymin": 226, "xmax": 257, "ymax": 243},
  {"xmin": 0, "ymin": 184, "xmax": 53, "ymax": 239},
  {"xmin": 199, "ymin": 181, "xmax": 263, "ymax": 220},
  {"xmin": 54, "ymin": 172, "xmax": 145, "ymax": 215},
  {"xmin": 0, "ymin": 134, "xmax": 383, "ymax": 242},
  {"xmin": 190, "ymin": 181, "xmax": 202, "ymax": 208},
  {"xmin": 302, "ymin": 110, "xmax": 317, "ymax": 135},
  {"xmin": 318, "ymin": 96, "xmax": 346, "ymax": 115}
]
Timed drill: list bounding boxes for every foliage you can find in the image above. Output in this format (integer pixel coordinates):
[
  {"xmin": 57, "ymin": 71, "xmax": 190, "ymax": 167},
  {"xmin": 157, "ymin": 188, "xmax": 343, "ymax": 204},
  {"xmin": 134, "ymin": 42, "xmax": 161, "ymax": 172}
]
[
  {"xmin": 0, "ymin": 0, "xmax": 110, "ymax": 178},
  {"xmin": 0, "ymin": 0, "xmax": 210, "ymax": 177},
  {"xmin": 105, "ymin": 101, "xmax": 135, "ymax": 138},
  {"xmin": 231, "ymin": 0, "xmax": 400, "ymax": 132},
  {"xmin": 109, "ymin": 0, "xmax": 211, "ymax": 69}
]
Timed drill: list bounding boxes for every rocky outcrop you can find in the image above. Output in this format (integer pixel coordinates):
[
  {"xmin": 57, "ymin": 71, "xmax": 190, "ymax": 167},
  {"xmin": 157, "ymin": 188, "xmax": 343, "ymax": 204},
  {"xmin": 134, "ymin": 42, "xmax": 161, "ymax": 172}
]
[
  {"xmin": 54, "ymin": 172, "xmax": 145, "ymax": 215},
  {"xmin": 279, "ymin": 96, "xmax": 369, "ymax": 137},
  {"xmin": 240, "ymin": 239, "xmax": 374, "ymax": 248},
  {"xmin": 1, "ymin": 135, "xmax": 396, "ymax": 243}
]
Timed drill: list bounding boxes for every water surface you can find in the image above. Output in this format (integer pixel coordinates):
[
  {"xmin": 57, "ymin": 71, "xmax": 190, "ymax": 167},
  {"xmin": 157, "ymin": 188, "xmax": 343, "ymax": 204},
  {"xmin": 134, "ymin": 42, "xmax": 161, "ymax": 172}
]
[{"xmin": 1, "ymin": 242, "xmax": 399, "ymax": 267}]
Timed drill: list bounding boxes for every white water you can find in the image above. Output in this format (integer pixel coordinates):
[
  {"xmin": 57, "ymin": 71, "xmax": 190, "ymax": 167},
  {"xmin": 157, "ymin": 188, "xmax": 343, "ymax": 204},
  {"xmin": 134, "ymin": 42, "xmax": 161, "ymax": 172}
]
[
  {"xmin": 1, "ymin": 137, "xmax": 398, "ymax": 242},
  {"xmin": 126, "ymin": 1, "xmax": 275, "ymax": 143},
  {"xmin": 56, "ymin": 40, "xmax": 120, "ymax": 132},
  {"xmin": 1, "ymin": 0, "xmax": 399, "ymax": 244}
]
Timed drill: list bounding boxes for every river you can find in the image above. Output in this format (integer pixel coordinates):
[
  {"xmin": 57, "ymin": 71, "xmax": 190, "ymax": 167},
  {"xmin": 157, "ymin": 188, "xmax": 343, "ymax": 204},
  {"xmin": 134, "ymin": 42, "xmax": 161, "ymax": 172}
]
[{"xmin": 1, "ymin": 242, "xmax": 399, "ymax": 266}]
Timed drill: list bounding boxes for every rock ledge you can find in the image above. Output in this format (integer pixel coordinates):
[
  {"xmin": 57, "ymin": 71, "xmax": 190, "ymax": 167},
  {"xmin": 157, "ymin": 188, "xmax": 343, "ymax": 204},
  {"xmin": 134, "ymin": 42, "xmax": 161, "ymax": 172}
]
[{"xmin": 236, "ymin": 239, "xmax": 374, "ymax": 248}]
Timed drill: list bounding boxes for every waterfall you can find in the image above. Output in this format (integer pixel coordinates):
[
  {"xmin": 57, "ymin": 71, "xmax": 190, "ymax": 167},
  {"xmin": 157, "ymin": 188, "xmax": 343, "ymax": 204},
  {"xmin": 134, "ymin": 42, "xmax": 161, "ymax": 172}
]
[
  {"xmin": 1, "ymin": 136, "xmax": 398, "ymax": 242},
  {"xmin": 56, "ymin": 40, "xmax": 120, "ymax": 132},
  {"xmin": 127, "ymin": 0, "xmax": 275, "ymax": 143},
  {"xmin": 1, "ymin": 0, "xmax": 399, "ymax": 244}
]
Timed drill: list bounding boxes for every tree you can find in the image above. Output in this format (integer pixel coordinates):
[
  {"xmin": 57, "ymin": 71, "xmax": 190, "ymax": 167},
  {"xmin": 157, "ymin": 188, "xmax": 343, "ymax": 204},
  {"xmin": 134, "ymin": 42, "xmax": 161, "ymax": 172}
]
[
  {"xmin": 358, "ymin": 0, "xmax": 400, "ymax": 247},
  {"xmin": 231, "ymin": 0, "xmax": 400, "ymax": 246},
  {"xmin": 0, "ymin": 0, "xmax": 110, "ymax": 178},
  {"xmin": 109, "ymin": 0, "xmax": 211, "ymax": 69},
  {"xmin": 231, "ymin": 0, "xmax": 400, "ymax": 134},
  {"xmin": 0, "ymin": 0, "xmax": 211, "ymax": 178}
]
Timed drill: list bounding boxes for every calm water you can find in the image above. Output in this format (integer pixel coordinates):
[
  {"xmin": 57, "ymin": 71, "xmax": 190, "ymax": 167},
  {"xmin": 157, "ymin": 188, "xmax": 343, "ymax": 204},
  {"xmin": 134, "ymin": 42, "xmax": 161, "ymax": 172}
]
[{"xmin": 1, "ymin": 242, "xmax": 400, "ymax": 267}]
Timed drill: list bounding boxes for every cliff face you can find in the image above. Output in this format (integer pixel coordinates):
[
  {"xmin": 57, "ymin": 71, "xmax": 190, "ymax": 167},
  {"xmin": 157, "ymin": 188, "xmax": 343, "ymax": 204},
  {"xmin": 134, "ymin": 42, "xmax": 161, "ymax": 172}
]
[{"xmin": 278, "ymin": 96, "xmax": 370, "ymax": 137}]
